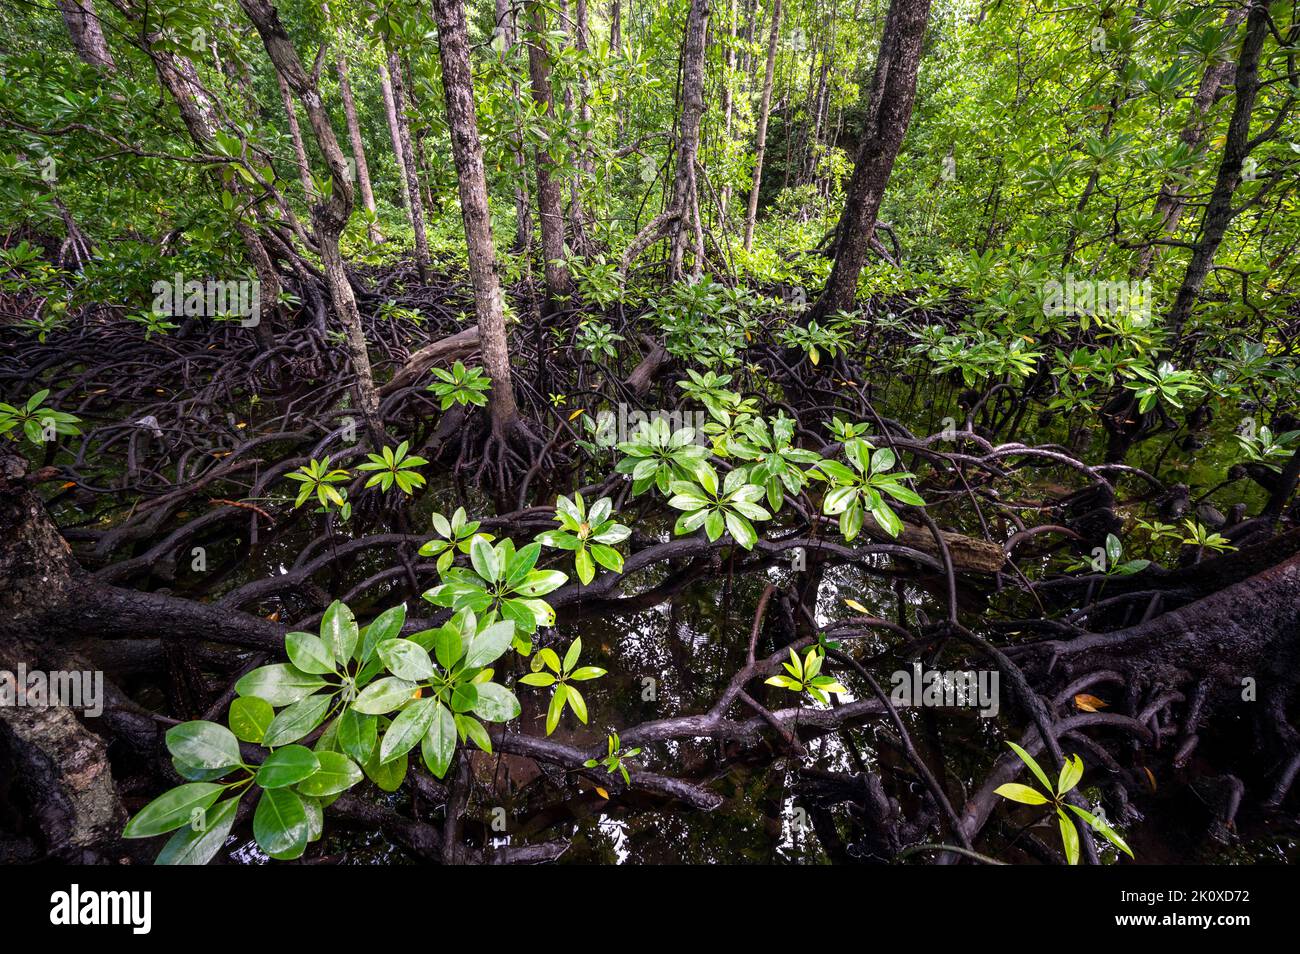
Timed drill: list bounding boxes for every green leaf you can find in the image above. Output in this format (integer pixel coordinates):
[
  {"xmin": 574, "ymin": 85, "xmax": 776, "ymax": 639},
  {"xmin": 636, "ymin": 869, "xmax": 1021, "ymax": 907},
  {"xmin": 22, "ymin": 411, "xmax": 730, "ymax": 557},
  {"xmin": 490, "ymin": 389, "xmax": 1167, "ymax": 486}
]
[
  {"xmin": 994, "ymin": 782, "xmax": 1049, "ymax": 805},
  {"xmin": 360, "ymin": 603, "xmax": 407, "ymax": 662},
  {"xmin": 228, "ymin": 696, "xmax": 275, "ymax": 744},
  {"xmin": 253, "ymin": 787, "xmax": 310, "ymax": 860},
  {"xmin": 255, "ymin": 745, "xmax": 320, "ymax": 788},
  {"xmin": 1057, "ymin": 808, "xmax": 1080, "ymax": 865},
  {"xmin": 471, "ymin": 682, "xmax": 521, "ymax": 722},
  {"xmin": 1057, "ymin": 753, "xmax": 1084, "ymax": 795},
  {"xmin": 567, "ymin": 686, "xmax": 588, "ymax": 723},
  {"xmin": 456, "ymin": 713, "xmax": 492, "ymax": 753},
  {"xmin": 336, "ymin": 707, "xmax": 377, "ymax": 763},
  {"xmin": 379, "ymin": 696, "xmax": 438, "ymax": 763},
  {"xmin": 563, "ymin": 637, "xmax": 583, "ymax": 674},
  {"xmin": 165, "ymin": 721, "xmax": 241, "ymax": 770},
  {"xmin": 320, "ymin": 600, "xmax": 360, "ymax": 664},
  {"xmin": 470, "ymin": 536, "xmax": 501, "ymax": 582},
  {"xmin": 262, "ymin": 693, "xmax": 333, "ymax": 748},
  {"xmin": 352, "ymin": 676, "xmax": 420, "ymax": 714},
  {"xmin": 297, "ymin": 750, "xmax": 363, "ymax": 797},
  {"xmin": 154, "ymin": 795, "xmax": 239, "ymax": 865},
  {"xmin": 575, "ymin": 546, "xmax": 595, "ymax": 584},
  {"xmin": 1006, "ymin": 741, "xmax": 1054, "ymax": 794},
  {"xmin": 465, "ymin": 620, "xmax": 515, "ymax": 668},
  {"xmin": 433, "ymin": 621, "xmax": 466, "ymax": 670},
  {"xmin": 420, "ymin": 703, "xmax": 457, "ymax": 778},
  {"xmin": 235, "ymin": 664, "xmax": 327, "ymax": 706},
  {"xmin": 363, "ymin": 734, "xmax": 408, "ymax": 792},
  {"xmin": 378, "ymin": 638, "xmax": 435, "ymax": 681},
  {"xmin": 285, "ymin": 631, "xmax": 336, "ymax": 675},
  {"xmin": 546, "ymin": 684, "xmax": 568, "ymax": 735},
  {"xmin": 124, "ymin": 783, "xmax": 226, "ymax": 838}
]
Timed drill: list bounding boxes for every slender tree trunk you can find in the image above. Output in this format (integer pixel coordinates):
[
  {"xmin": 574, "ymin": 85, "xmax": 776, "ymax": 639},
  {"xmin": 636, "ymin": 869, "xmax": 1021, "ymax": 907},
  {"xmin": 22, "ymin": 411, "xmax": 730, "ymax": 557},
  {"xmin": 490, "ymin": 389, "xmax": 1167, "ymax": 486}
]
[
  {"xmin": 666, "ymin": 0, "xmax": 710, "ymax": 279},
  {"xmin": 619, "ymin": 0, "xmax": 711, "ymax": 277},
  {"xmin": 718, "ymin": 0, "xmax": 737, "ymax": 213},
  {"xmin": 385, "ymin": 48, "xmax": 432, "ymax": 283},
  {"xmin": 1167, "ymin": 2, "xmax": 1269, "ymax": 339},
  {"xmin": 237, "ymin": 0, "xmax": 385, "ymax": 440},
  {"xmin": 554, "ymin": 0, "xmax": 592, "ymax": 253},
  {"xmin": 277, "ymin": 70, "xmax": 317, "ymax": 202},
  {"xmin": 526, "ymin": 1, "xmax": 572, "ymax": 302},
  {"xmin": 572, "ymin": 0, "xmax": 596, "ymax": 251},
  {"xmin": 379, "ymin": 61, "xmax": 411, "ymax": 214},
  {"xmin": 57, "ymin": 0, "xmax": 116, "ymax": 70},
  {"xmin": 336, "ymin": 49, "xmax": 382, "ymax": 243},
  {"xmin": 811, "ymin": 0, "xmax": 929, "ymax": 319},
  {"xmin": 743, "ymin": 0, "xmax": 781, "ymax": 251},
  {"xmin": 1137, "ymin": 3, "xmax": 1248, "ymax": 278},
  {"xmin": 495, "ymin": 0, "xmax": 533, "ymax": 253},
  {"xmin": 431, "ymin": 0, "xmax": 520, "ymax": 431},
  {"xmin": 107, "ymin": 3, "xmax": 282, "ymax": 352}
]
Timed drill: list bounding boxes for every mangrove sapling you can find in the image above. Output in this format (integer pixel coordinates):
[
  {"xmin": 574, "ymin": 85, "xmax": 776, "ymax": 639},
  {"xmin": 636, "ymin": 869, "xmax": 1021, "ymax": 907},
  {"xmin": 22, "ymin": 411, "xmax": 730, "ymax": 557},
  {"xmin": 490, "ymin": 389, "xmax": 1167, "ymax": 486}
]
[
  {"xmin": 666, "ymin": 461, "xmax": 772, "ymax": 550},
  {"xmin": 419, "ymin": 507, "xmax": 495, "ymax": 574},
  {"xmin": 584, "ymin": 732, "xmax": 641, "ymax": 785},
  {"xmin": 994, "ymin": 742, "xmax": 1133, "ymax": 865},
  {"xmin": 356, "ymin": 440, "xmax": 428, "ymax": 495},
  {"xmin": 764, "ymin": 646, "xmax": 848, "ymax": 705},
  {"xmin": 356, "ymin": 608, "xmax": 521, "ymax": 776},
  {"xmin": 535, "ymin": 493, "xmax": 631, "ymax": 584},
  {"xmin": 615, "ymin": 418, "xmax": 713, "ymax": 496},
  {"xmin": 427, "ymin": 361, "xmax": 493, "ymax": 410},
  {"xmin": 518, "ymin": 637, "xmax": 608, "ymax": 735},
  {"xmin": 814, "ymin": 437, "xmax": 925, "ymax": 540},
  {"xmin": 424, "ymin": 537, "xmax": 568, "ymax": 655},
  {"xmin": 0, "ymin": 389, "xmax": 81, "ymax": 445},
  {"xmin": 284, "ymin": 457, "xmax": 351, "ymax": 510}
]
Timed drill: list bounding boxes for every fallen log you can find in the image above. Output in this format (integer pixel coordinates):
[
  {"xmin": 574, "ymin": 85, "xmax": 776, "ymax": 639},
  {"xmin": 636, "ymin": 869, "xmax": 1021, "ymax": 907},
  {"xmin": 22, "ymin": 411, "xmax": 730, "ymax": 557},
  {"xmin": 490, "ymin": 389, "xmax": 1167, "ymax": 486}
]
[{"xmin": 381, "ymin": 323, "xmax": 481, "ymax": 396}]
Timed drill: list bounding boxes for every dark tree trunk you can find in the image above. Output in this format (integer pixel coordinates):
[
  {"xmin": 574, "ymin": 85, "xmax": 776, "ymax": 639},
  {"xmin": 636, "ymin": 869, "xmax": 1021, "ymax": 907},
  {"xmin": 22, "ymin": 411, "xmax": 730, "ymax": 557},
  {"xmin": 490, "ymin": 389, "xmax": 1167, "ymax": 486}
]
[
  {"xmin": 385, "ymin": 48, "xmax": 433, "ymax": 283},
  {"xmin": 1166, "ymin": 2, "xmax": 1270, "ymax": 339},
  {"xmin": 526, "ymin": 2, "xmax": 572, "ymax": 302},
  {"xmin": 431, "ymin": 0, "xmax": 521, "ymax": 431},
  {"xmin": 811, "ymin": 0, "xmax": 930, "ymax": 319},
  {"xmin": 495, "ymin": 0, "xmax": 533, "ymax": 254},
  {"xmin": 336, "ymin": 48, "xmax": 383, "ymax": 243},
  {"xmin": 743, "ymin": 0, "xmax": 779, "ymax": 251},
  {"xmin": 1136, "ymin": 4, "xmax": 1248, "ymax": 277},
  {"xmin": 237, "ymin": 0, "xmax": 385, "ymax": 440},
  {"xmin": 57, "ymin": 0, "xmax": 116, "ymax": 70},
  {"xmin": 666, "ymin": 0, "xmax": 710, "ymax": 279}
]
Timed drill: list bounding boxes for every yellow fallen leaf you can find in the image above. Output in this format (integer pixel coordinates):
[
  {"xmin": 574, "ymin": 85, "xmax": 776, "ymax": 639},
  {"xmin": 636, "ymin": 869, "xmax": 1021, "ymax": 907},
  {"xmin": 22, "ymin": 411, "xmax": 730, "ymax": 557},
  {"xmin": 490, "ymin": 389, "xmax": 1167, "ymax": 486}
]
[
  {"xmin": 1142, "ymin": 766, "xmax": 1157, "ymax": 792},
  {"xmin": 568, "ymin": 408, "xmax": 585, "ymax": 421},
  {"xmin": 844, "ymin": 599, "xmax": 870, "ymax": 615},
  {"xmin": 1074, "ymin": 693, "xmax": 1108, "ymax": 712},
  {"xmin": 595, "ymin": 787, "xmax": 609, "ymax": 800},
  {"xmin": 236, "ymin": 422, "xmax": 247, "ymax": 429}
]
